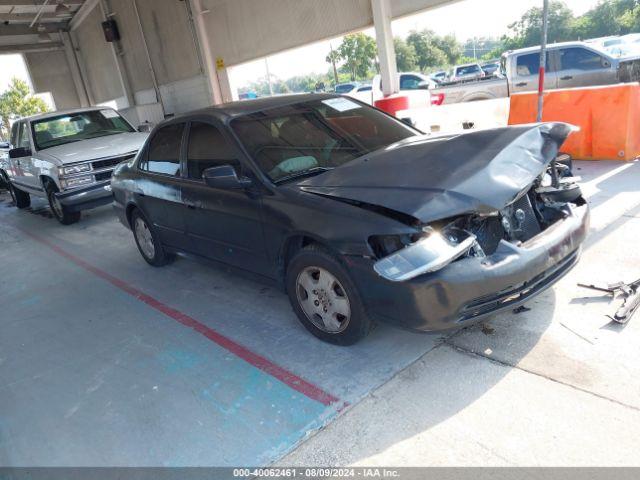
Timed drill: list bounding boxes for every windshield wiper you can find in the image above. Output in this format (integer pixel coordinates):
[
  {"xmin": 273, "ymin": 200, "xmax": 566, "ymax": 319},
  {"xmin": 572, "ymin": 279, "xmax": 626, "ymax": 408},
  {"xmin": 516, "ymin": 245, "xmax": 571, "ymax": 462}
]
[{"xmin": 274, "ymin": 167, "xmax": 333, "ymax": 184}]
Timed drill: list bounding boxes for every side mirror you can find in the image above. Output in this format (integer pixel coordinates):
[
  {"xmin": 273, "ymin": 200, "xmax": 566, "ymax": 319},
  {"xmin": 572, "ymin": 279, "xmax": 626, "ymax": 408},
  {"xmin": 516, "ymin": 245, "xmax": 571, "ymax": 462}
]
[
  {"xmin": 417, "ymin": 81, "xmax": 431, "ymax": 90},
  {"xmin": 9, "ymin": 147, "xmax": 31, "ymax": 159},
  {"xmin": 137, "ymin": 123, "xmax": 153, "ymax": 133},
  {"xmin": 203, "ymin": 165, "xmax": 252, "ymax": 190}
]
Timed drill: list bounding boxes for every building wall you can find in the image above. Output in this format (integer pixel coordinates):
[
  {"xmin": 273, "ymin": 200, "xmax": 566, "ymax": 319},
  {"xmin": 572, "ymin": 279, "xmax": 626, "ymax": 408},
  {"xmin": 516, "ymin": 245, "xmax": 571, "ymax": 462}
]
[
  {"xmin": 25, "ymin": 50, "xmax": 81, "ymax": 110},
  {"xmin": 71, "ymin": 5, "xmax": 123, "ymax": 104}
]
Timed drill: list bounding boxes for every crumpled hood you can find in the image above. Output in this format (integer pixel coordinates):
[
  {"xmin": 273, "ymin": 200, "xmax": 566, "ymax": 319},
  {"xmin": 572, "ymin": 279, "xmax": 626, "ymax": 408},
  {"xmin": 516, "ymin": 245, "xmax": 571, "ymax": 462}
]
[
  {"xmin": 39, "ymin": 132, "xmax": 148, "ymax": 164},
  {"xmin": 298, "ymin": 123, "xmax": 574, "ymax": 224}
]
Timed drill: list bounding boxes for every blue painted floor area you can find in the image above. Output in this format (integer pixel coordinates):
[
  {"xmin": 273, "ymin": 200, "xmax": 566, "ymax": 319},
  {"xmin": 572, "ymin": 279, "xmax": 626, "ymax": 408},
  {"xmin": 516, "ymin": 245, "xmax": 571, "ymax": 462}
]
[
  {"xmin": 0, "ymin": 208, "xmax": 336, "ymax": 466},
  {"xmin": 0, "ymin": 193, "xmax": 442, "ymax": 466}
]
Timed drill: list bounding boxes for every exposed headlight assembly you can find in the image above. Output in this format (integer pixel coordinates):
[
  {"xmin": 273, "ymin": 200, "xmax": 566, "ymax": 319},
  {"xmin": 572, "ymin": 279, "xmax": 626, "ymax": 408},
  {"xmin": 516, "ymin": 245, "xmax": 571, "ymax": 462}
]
[
  {"xmin": 61, "ymin": 174, "xmax": 93, "ymax": 189},
  {"xmin": 373, "ymin": 226, "xmax": 477, "ymax": 282},
  {"xmin": 61, "ymin": 163, "xmax": 91, "ymax": 175}
]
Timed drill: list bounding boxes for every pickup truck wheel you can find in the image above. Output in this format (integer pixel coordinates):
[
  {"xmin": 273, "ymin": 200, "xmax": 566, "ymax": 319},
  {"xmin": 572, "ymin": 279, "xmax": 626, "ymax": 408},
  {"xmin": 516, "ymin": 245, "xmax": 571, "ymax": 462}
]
[
  {"xmin": 131, "ymin": 209, "xmax": 173, "ymax": 267},
  {"xmin": 286, "ymin": 245, "xmax": 373, "ymax": 346},
  {"xmin": 47, "ymin": 186, "xmax": 80, "ymax": 225},
  {"xmin": 9, "ymin": 183, "xmax": 31, "ymax": 209}
]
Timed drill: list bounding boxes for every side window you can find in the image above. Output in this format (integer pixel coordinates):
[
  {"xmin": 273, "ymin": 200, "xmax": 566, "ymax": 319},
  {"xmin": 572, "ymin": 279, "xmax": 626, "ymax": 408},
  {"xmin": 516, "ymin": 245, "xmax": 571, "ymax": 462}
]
[
  {"xmin": 516, "ymin": 53, "xmax": 551, "ymax": 76},
  {"xmin": 186, "ymin": 122, "xmax": 239, "ymax": 180},
  {"xmin": 17, "ymin": 122, "xmax": 30, "ymax": 148},
  {"xmin": 10, "ymin": 122, "xmax": 20, "ymax": 146},
  {"xmin": 559, "ymin": 47, "xmax": 604, "ymax": 71},
  {"xmin": 400, "ymin": 75, "xmax": 422, "ymax": 90},
  {"xmin": 140, "ymin": 123, "xmax": 184, "ymax": 176}
]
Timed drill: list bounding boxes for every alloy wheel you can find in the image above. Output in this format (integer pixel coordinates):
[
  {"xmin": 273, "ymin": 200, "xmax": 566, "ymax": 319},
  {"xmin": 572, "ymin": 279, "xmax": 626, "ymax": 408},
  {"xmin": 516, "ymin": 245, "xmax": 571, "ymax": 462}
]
[
  {"xmin": 296, "ymin": 266, "xmax": 351, "ymax": 333},
  {"xmin": 134, "ymin": 217, "xmax": 156, "ymax": 259}
]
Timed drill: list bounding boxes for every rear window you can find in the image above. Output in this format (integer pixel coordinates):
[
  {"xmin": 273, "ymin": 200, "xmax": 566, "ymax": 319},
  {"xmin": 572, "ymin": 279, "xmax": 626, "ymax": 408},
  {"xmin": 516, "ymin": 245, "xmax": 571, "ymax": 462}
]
[
  {"xmin": 231, "ymin": 98, "xmax": 417, "ymax": 183},
  {"xmin": 335, "ymin": 84, "xmax": 355, "ymax": 93},
  {"xmin": 516, "ymin": 53, "xmax": 551, "ymax": 76}
]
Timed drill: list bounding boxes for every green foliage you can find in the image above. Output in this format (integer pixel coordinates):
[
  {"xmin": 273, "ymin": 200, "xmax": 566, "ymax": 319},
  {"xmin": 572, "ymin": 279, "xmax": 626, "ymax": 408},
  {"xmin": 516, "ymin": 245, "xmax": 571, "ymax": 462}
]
[
  {"xmin": 0, "ymin": 77, "xmax": 49, "ymax": 140},
  {"xmin": 406, "ymin": 30, "xmax": 450, "ymax": 71},
  {"xmin": 336, "ymin": 33, "xmax": 378, "ymax": 81},
  {"xmin": 393, "ymin": 37, "xmax": 417, "ymax": 71}
]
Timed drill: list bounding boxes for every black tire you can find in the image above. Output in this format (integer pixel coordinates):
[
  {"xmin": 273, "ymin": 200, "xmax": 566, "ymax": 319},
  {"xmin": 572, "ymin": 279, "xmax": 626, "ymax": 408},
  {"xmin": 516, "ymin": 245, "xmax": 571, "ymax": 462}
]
[
  {"xmin": 47, "ymin": 185, "xmax": 80, "ymax": 225},
  {"xmin": 285, "ymin": 244, "xmax": 373, "ymax": 346},
  {"xmin": 9, "ymin": 183, "xmax": 31, "ymax": 209},
  {"xmin": 130, "ymin": 208, "xmax": 173, "ymax": 267}
]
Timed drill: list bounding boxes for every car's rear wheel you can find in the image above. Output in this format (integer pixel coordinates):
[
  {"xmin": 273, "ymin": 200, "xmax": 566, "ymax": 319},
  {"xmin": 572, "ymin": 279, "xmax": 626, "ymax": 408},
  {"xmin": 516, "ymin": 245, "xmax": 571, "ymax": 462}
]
[
  {"xmin": 9, "ymin": 183, "xmax": 30, "ymax": 209},
  {"xmin": 131, "ymin": 209, "xmax": 173, "ymax": 267},
  {"xmin": 286, "ymin": 245, "xmax": 372, "ymax": 345},
  {"xmin": 47, "ymin": 185, "xmax": 80, "ymax": 225}
]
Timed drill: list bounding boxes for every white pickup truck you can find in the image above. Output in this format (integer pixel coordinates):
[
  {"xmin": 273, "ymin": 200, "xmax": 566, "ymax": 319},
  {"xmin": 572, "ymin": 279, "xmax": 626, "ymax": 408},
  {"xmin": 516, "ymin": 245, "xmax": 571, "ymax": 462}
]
[
  {"xmin": 1, "ymin": 107, "xmax": 148, "ymax": 224},
  {"xmin": 432, "ymin": 41, "xmax": 640, "ymax": 105}
]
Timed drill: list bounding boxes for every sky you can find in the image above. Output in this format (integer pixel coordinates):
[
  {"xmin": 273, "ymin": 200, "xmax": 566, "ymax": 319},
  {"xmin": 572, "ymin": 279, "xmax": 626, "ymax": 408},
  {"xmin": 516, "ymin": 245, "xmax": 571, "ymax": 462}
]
[{"xmin": 1, "ymin": 0, "xmax": 603, "ymax": 98}]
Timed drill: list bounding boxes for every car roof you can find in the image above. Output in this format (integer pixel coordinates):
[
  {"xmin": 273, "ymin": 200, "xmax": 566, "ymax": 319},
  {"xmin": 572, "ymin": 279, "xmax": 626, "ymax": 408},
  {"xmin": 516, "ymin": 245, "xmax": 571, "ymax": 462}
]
[
  {"xmin": 164, "ymin": 93, "xmax": 344, "ymax": 123},
  {"xmin": 455, "ymin": 63, "xmax": 481, "ymax": 68},
  {"xmin": 19, "ymin": 107, "xmax": 115, "ymax": 123},
  {"xmin": 508, "ymin": 41, "xmax": 597, "ymax": 56}
]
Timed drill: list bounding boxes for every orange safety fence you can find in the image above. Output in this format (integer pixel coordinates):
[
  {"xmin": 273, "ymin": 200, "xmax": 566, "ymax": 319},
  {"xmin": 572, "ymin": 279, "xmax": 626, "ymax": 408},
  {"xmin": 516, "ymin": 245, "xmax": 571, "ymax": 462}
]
[{"xmin": 508, "ymin": 83, "xmax": 640, "ymax": 161}]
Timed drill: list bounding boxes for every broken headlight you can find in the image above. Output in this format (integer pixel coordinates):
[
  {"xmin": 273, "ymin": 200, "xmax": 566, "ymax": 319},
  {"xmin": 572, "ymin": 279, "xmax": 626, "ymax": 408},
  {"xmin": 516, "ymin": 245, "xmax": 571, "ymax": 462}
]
[{"xmin": 372, "ymin": 226, "xmax": 477, "ymax": 282}]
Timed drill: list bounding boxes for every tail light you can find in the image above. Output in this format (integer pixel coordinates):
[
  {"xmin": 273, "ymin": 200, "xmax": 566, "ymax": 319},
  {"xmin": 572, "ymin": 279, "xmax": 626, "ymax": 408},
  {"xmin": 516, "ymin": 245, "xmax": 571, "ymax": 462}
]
[{"xmin": 431, "ymin": 93, "xmax": 445, "ymax": 106}]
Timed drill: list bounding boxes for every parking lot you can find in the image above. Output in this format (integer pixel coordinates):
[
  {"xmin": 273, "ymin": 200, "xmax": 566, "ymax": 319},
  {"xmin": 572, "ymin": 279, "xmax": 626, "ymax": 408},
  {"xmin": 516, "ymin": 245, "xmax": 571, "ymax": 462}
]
[{"xmin": 2, "ymin": 159, "xmax": 640, "ymax": 466}]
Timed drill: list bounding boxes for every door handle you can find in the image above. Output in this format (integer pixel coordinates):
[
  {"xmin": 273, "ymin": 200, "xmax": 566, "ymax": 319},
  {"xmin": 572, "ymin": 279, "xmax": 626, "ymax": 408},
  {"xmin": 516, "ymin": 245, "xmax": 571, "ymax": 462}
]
[
  {"xmin": 515, "ymin": 82, "xmax": 527, "ymax": 87},
  {"xmin": 561, "ymin": 76, "xmax": 573, "ymax": 80}
]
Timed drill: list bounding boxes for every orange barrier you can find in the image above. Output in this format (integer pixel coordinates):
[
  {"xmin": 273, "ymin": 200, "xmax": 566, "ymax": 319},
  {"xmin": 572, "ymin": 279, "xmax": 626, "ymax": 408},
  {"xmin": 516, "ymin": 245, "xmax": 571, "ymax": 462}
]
[
  {"xmin": 508, "ymin": 83, "xmax": 640, "ymax": 161},
  {"xmin": 374, "ymin": 95, "xmax": 410, "ymax": 117}
]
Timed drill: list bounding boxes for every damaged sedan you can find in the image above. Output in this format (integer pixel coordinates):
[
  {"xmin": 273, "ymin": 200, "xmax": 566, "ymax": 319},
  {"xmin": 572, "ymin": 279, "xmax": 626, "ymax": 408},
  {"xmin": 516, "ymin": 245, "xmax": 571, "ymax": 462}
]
[{"xmin": 111, "ymin": 94, "xmax": 589, "ymax": 345}]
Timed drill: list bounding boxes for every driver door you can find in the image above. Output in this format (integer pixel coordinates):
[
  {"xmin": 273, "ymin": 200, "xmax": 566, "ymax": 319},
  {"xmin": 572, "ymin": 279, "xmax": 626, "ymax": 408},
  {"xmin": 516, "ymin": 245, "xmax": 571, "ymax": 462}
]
[
  {"xmin": 180, "ymin": 120, "xmax": 270, "ymax": 276},
  {"xmin": 9, "ymin": 121, "xmax": 36, "ymax": 191}
]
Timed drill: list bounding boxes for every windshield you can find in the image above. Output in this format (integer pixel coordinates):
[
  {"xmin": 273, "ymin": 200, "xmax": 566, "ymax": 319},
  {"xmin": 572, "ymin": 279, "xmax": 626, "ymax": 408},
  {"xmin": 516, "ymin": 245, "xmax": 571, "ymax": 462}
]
[
  {"xmin": 231, "ymin": 97, "xmax": 418, "ymax": 183},
  {"xmin": 335, "ymin": 84, "xmax": 355, "ymax": 93},
  {"xmin": 456, "ymin": 65, "xmax": 480, "ymax": 75},
  {"xmin": 32, "ymin": 109, "xmax": 135, "ymax": 150}
]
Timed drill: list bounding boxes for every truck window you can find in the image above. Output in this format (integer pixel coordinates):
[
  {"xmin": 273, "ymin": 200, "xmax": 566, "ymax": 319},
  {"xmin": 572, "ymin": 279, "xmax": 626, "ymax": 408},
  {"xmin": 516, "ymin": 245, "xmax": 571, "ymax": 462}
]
[
  {"xmin": 140, "ymin": 123, "xmax": 184, "ymax": 176},
  {"xmin": 400, "ymin": 75, "xmax": 423, "ymax": 90},
  {"xmin": 516, "ymin": 53, "xmax": 551, "ymax": 76},
  {"xmin": 559, "ymin": 47, "xmax": 603, "ymax": 71},
  {"xmin": 17, "ymin": 122, "xmax": 30, "ymax": 149}
]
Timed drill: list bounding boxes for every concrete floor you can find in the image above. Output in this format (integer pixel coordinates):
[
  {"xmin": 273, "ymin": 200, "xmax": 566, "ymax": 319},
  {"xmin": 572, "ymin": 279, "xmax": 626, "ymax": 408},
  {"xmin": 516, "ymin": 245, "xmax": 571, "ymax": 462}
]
[{"xmin": 1, "ymin": 160, "xmax": 639, "ymax": 466}]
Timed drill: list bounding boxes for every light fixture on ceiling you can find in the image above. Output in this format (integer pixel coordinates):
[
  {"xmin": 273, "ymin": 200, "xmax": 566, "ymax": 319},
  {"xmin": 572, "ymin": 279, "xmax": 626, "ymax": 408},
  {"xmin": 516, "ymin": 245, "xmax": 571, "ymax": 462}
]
[
  {"xmin": 37, "ymin": 25, "xmax": 52, "ymax": 42},
  {"xmin": 54, "ymin": 0, "xmax": 71, "ymax": 16}
]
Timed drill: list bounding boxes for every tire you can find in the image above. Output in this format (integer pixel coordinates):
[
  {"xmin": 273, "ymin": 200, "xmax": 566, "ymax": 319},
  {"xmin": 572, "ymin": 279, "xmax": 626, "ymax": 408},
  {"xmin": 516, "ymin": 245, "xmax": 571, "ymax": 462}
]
[
  {"xmin": 131, "ymin": 208, "xmax": 173, "ymax": 267},
  {"xmin": 286, "ymin": 244, "xmax": 372, "ymax": 346},
  {"xmin": 9, "ymin": 183, "xmax": 31, "ymax": 209},
  {"xmin": 47, "ymin": 185, "xmax": 80, "ymax": 225}
]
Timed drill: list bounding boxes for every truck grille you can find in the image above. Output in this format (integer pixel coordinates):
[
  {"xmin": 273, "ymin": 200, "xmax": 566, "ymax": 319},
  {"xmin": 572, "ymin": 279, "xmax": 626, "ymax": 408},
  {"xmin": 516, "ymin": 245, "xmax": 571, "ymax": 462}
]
[
  {"xmin": 91, "ymin": 153, "xmax": 135, "ymax": 171},
  {"xmin": 94, "ymin": 171, "xmax": 113, "ymax": 182}
]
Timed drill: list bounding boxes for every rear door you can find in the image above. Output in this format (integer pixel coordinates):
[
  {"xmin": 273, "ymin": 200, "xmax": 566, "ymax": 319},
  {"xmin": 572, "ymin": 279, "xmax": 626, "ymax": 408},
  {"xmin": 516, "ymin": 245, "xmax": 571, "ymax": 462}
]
[
  {"xmin": 556, "ymin": 46, "xmax": 616, "ymax": 89},
  {"xmin": 136, "ymin": 122, "xmax": 188, "ymax": 249},
  {"xmin": 180, "ymin": 120, "xmax": 270, "ymax": 275},
  {"xmin": 511, "ymin": 52, "xmax": 557, "ymax": 93}
]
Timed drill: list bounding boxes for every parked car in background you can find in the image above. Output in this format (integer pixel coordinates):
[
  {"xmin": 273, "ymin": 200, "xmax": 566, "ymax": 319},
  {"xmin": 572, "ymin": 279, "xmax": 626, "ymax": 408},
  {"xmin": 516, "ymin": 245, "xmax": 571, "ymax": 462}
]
[
  {"xmin": 369, "ymin": 72, "xmax": 436, "ymax": 108},
  {"xmin": 481, "ymin": 60, "xmax": 501, "ymax": 77},
  {"xmin": 0, "ymin": 107, "xmax": 148, "ymax": 224},
  {"xmin": 430, "ymin": 71, "xmax": 448, "ymax": 83},
  {"xmin": 432, "ymin": 40, "xmax": 640, "ymax": 104},
  {"xmin": 112, "ymin": 94, "xmax": 588, "ymax": 345},
  {"xmin": 334, "ymin": 82, "xmax": 361, "ymax": 95},
  {"xmin": 450, "ymin": 63, "xmax": 485, "ymax": 82},
  {"xmin": 0, "ymin": 141, "xmax": 9, "ymax": 189}
]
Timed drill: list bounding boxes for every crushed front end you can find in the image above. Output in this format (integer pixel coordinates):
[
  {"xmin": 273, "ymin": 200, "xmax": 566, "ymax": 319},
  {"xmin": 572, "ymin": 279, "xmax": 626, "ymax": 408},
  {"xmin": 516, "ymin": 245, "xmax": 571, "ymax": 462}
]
[{"xmin": 352, "ymin": 160, "xmax": 589, "ymax": 331}]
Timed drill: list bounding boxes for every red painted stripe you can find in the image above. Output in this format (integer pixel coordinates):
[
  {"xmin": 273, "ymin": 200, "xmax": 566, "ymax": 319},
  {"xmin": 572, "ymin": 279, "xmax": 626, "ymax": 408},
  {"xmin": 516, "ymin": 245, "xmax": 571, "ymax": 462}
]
[
  {"xmin": 538, "ymin": 66, "xmax": 546, "ymax": 95},
  {"xmin": 18, "ymin": 227, "xmax": 340, "ymax": 407}
]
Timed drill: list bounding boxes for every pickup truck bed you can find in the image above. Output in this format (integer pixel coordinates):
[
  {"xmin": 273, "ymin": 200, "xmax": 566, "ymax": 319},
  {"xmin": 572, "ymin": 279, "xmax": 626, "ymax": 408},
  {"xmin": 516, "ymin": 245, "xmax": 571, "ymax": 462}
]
[{"xmin": 432, "ymin": 77, "xmax": 509, "ymax": 105}]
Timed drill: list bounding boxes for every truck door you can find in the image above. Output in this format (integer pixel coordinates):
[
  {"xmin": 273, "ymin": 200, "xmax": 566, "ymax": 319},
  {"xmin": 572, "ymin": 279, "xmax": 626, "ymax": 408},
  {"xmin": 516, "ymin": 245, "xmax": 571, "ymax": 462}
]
[
  {"xmin": 9, "ymin": 121, "xmax": 35, "ymax": 191},
  {"xmin": 556, "ymin": 46, "xmax": 616, "ymax": 89},
  {"xmin": 511, "ymin": 52, "xmax": 557, "ymax": 93}
]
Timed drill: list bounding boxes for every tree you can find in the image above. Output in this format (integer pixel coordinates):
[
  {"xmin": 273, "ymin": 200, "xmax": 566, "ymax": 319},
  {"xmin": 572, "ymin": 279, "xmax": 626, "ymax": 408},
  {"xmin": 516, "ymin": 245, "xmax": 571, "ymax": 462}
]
[
  {"xmin": 394, "ymin": 37, "xmax": 417, "ymax": 71},
  {"xmin": 336, "ymin": 33, "xmax": 377, "ymax": 81},
  {"xmin": 572, "ymin": 0, "xmax": 638, "ymax": 39},
  {"xmin": 325, "ymin": 44, "xmax": 340, "ymax": 85},
  {"xmin": 433, "ymin": 34, "xmax": 463, "ymax": 65},
  {"xmin": 0, "ymin": 78, "xmax": 48, "ymax": 140},
  {"xmin": 502, "ymin": 1, "xmax": 575, "ymax": 50},
  {"xmin": 406, "ymin": 30, "xmax": 448, "ymax": 72}
]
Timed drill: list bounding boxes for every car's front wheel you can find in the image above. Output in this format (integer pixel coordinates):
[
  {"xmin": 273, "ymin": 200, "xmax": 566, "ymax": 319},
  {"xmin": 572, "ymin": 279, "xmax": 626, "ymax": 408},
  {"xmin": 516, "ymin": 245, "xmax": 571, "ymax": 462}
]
[
  {"xmin": 47, "ymin": 186, "xmax": 80, "ymax": 225},
  {"xmin": 286, "ymin": 245, "xmax": 372, "ymax": 345},
  {"xmin": 131, "ymin": 209, "xmax": 173, "ymax": 267}
]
